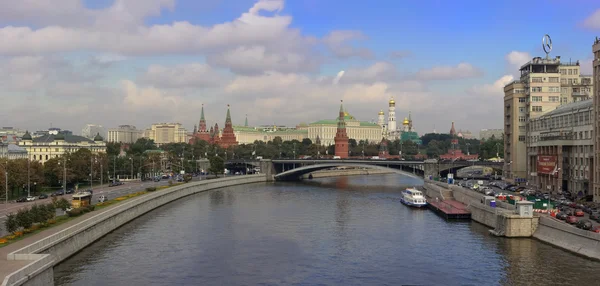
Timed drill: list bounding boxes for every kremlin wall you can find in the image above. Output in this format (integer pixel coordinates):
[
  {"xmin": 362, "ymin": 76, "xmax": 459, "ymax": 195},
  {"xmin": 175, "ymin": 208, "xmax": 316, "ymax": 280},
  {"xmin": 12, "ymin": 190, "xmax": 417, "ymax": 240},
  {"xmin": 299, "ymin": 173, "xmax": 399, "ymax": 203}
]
[{"xmin": 186, "ymin": 98, "xmax": 472, "ymax": 157}]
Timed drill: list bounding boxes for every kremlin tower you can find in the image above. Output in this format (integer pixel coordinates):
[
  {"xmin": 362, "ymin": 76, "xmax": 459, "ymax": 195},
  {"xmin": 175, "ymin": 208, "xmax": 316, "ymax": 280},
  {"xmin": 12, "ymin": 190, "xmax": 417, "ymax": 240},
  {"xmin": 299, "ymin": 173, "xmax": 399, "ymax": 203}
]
[
  {"xmin": 219, "ymin": 105, "xmax": 238, "ymax": 149},
  {"xmin": 190, "ymin": 104, "xmax": 211, "ymax": 144},
  {"xmin": 334, "ymin": 100, "xmax": 349, "ymax": 158}
]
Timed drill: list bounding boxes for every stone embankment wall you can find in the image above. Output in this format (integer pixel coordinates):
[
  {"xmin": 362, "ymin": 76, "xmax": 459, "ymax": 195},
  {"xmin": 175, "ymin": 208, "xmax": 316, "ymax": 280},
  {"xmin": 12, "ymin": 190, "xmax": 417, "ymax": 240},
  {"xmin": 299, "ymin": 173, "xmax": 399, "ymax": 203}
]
[
  {"xmin": 534, "ymin": 216, "xmax": 600, "ymax": 260},
  {"xmin": 301, "ymin": 169, "xmax": 392, "ymax": 179},
  {"xmin": 2, "ymin": 175, "xmax": 267, "ymax": 286}
]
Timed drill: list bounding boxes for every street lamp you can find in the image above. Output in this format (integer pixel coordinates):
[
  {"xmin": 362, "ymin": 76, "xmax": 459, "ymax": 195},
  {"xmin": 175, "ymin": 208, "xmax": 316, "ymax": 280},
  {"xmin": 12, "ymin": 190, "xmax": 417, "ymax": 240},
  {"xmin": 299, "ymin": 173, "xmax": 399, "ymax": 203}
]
[
  {"xmin": 27, "ymin": 155, "xmax": 30, "ymax": 197},
  {"xmin": 466, "ymin": 143, "xmax": 470, "ymax": 156},
  {"xmin": 495, "ymin": 142, "xmax": 501, "ymax": 158},
  {"xmin": 113, "ymin": 156, "xmax": 117, "ymax": 183},
  {"xmin": 58, "ymin": 156, "xmax": 67, "ymax": 192},
  {"xmin": 293, "ymin": 143, "xmax": 296, "ymax": 159},
  {"xmin": 0, "ymin": 162, "xmax": 8, "ymax": 207},
  {"xmin": 129, "ymin": 157, "xmax": 133, "ymax": 180}
]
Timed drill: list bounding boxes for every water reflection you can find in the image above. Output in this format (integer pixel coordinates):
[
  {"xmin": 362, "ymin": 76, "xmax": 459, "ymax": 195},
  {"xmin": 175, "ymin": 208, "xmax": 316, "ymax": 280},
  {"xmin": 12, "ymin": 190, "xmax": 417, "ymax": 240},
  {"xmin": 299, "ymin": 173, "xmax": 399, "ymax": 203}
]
[{"xmin": 55, "ymin": 174, "xmax": 600, "ymax": 286}]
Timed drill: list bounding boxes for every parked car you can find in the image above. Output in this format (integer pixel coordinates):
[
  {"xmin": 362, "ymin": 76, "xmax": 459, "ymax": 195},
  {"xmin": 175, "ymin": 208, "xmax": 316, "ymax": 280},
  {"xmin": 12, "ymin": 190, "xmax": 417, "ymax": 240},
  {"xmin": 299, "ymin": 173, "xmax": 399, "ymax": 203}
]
[
  {"xmin": 26, "ymin": 196, "xmax": 36, "ymax": 202},
  {"xmin": 38, "ymin": 194, "xmax": 48, "ymax": 199},
  {"xmin": 592, "ymin": 225, "xmax": 600, "ymax": 233},
  {"xmin": 65, "ymin": 189, "xmax": 74, "ymax": 194},
  {"xmin": 16, "ymin": 197, "xmax": 27, "ymax": 203},
  {"xmin": 51, "ymin": 190, "xmax": 64, "ymax": 197},
  {"xmin": 577, "ymin": 219, "xmax": 593, "ymax": 230},
  {"xmin": 566, "ymin": 216, "xmax": 578, "ymax": 224},
  {"xmin": 575, "ymin": 209, "xmax": 585, "ymax": 217},
  {"xmin": 590, "ymin": 212, "xmax": 600, "ymax": 221},
  {"xmin": 556, "ymin": 212, "xmax": 568, "ymax": 220},
  {"xmin": 565, "ymin": 209, "xmax": 575, "ymax": 216}
]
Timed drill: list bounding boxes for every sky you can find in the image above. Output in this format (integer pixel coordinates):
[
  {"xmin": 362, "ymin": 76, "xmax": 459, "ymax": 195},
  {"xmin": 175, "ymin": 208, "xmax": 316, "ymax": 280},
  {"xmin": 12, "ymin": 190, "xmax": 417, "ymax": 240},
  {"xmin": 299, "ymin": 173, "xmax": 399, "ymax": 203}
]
[{"xmin": 1, "ymin": 0, "xmax": 600, "ymax": 137}]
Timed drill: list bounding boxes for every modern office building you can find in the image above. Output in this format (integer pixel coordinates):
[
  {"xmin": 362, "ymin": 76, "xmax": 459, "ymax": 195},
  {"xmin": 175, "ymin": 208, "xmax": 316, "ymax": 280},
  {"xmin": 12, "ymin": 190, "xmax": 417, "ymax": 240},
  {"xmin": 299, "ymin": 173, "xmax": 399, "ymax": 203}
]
[
  {"xmin": 527, "ymin": 99, "xmax": 593, "ymax": 197},
  {"xmin": 504, "ymin": 55, "xmax": 593, "ymax": 183},
  {"xmin": 107, "ymin": 125, "xmax": 144, "ymax": 144}
]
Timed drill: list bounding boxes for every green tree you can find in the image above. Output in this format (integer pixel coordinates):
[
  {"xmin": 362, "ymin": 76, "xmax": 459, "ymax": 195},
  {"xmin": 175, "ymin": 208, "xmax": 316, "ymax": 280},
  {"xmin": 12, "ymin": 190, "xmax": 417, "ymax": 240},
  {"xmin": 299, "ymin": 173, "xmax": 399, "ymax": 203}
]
[
  {"xmin": 209, "ymin": 156, "xmax": 225, "ymax": 177},
  {"xmin": 16, "ymin": 208, "xmax": 33, "ymax": 230},
  {"xmin": 5, "ymin": 213, "xmax": 19, "ymax": 234},
  {"xmin": 44, "ymin": 203, "xmax": 56, "ymax": 220},
  {"xmin": 106, "ymin": 142, "xmax": 122, "ymax": 157},
  {"xmin": 301, "ymin": 138, "xmax": 312, "ymax": 146}
]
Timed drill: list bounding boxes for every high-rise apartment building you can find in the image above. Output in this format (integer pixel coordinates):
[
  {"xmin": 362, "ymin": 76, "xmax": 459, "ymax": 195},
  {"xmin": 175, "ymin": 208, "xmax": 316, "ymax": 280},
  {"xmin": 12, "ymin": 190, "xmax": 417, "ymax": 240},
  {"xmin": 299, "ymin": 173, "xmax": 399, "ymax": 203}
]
[
  {"xmin": 81, "ymin": 124, "xmax": 105, "ymax": 139},
  {"xmin": 504, "ymin": 56, "xmax": 593, "ymax": 183},
  {"xmin": 107, "ymin": 125, "xmax": 143, "ymax": 144},
  {"xmin": 480, "ymin": 129, "xmax": 504, "ymax": 141},
  {"xmin": 144, "ymin": 123, "xmax": 187, "ymax": 145},
  {"xmin": 592, "ymin": 38, "xmax": 600, "ymax": 201}
]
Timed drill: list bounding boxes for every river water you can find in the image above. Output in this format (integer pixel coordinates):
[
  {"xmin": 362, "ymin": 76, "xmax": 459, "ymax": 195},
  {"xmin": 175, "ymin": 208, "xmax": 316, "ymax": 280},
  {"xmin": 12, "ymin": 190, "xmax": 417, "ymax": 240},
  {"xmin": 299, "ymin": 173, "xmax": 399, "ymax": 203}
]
[{"xmin": 55, "ymin": 174, "xmax": 600, "ymax": 286}]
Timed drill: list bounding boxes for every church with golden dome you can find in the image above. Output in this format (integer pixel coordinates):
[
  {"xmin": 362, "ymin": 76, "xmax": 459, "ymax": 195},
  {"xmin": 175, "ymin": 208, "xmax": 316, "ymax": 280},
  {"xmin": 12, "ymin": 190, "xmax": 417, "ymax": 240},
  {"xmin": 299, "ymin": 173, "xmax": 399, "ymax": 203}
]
[{"xmin": 376, "ymin": 97, "xmax": 421, "ymax": 144}]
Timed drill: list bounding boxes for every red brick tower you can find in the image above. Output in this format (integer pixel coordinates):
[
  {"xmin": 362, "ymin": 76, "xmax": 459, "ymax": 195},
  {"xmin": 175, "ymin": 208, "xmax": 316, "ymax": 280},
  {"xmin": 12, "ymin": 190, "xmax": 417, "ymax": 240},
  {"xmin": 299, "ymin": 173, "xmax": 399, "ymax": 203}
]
[
  {"xmin": 219, "ymin": 105, "xmax": 238, "ymax": 149},
  {"xmin": 334, "ymin": 100, "xmax": 349, "ymax": 158},
  {"xmin": 190, "ymin": 104, "xmax": 211, "ymax": 144},
  {"xmin": 378, "ymin": 137, "xmax": 389, "ymax": 159}
]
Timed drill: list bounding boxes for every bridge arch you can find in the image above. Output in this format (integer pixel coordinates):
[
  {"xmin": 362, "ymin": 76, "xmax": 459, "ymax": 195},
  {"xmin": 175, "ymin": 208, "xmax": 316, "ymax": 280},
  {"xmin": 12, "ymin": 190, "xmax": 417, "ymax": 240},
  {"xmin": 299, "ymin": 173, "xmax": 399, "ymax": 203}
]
[{"xmin": 274, "ymin": 163, "xmax": 424, "ymax": 181}]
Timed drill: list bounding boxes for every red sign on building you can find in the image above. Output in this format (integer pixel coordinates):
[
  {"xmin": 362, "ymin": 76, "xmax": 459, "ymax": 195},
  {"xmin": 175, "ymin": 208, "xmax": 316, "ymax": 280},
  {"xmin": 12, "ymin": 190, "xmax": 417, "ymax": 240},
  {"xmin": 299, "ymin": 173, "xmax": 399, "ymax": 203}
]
[{"xmin": 537, "ymin": 155, "xmax": 557, "ymax": 174}]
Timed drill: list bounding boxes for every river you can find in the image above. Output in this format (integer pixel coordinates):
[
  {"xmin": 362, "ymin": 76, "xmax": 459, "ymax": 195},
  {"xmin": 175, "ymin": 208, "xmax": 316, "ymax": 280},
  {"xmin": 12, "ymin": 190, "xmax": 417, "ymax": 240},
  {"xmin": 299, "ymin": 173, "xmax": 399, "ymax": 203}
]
[{"xmin": 55, "ymin": 174, "xmax": 600, "ymax": 285}]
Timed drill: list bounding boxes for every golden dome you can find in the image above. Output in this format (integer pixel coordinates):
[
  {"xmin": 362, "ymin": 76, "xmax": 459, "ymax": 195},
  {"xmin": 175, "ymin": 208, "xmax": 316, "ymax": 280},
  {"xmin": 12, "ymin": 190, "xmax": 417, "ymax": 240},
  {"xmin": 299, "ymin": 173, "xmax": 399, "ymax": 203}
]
[
  {"xmin": 344, "ymin": 111, "xmax": 349, "ymax": 116},
  {"xmin": 403, "ymin": 117, "xmax": 409, "ymax": 125},
  {"xmin": 378, "ymin": 110, "xmax": 384, "ymax": 115},
  {"xmin": 389, "ymin": 98, "xmax": 395, "ymax": 105}
]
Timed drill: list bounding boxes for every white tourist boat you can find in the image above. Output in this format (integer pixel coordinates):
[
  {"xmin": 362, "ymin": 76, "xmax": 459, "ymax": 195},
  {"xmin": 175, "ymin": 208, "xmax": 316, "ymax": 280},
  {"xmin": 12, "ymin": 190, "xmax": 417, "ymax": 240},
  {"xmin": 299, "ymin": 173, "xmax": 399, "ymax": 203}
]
[{"xmin": 400, "ymin": 188, "xmax": 427, "ymax": 208}]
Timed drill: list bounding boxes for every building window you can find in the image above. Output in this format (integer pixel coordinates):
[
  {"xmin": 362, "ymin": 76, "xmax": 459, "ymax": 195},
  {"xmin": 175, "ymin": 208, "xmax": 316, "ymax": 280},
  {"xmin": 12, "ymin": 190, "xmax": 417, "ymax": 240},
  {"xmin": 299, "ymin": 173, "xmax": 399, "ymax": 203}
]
[
  {"xmin": 519, "ymin": 107, "xmax": 525, "ymax": 113},
  {"xmin": 531, "ymin": 87, "xmax": 542, "ymax": 92},
  {"xmin": 549, "ymin": 77, "xmax": 559, "ymax": 83},
  {"xmin": 549, "ymin": 87, "xmax": 559, "ymax": 92},
  {"xmin": 518, "ymin": 97, "xmax": 526, "ymax": 102},
  {"xmin": 519, "ymin": 116, "xmax": 526, "ymax": 122},
  {"xmin": 568, "ymin": 69, "xmax": 573, "ymax": 75},
  {"xmin": 518, "ymin": 136, "xmax": 526, "ymax": 141},
  {"xmin": 532, "ymin": 96, "xmax": 542, "ymax": 102},
  {"xmin": 549, "ymin": 96, "xmax": 559, "ymax": 102},
  {"xmin": 532, "ymin": 106, "xmax": 542, "ymax": 112},
  {"xmin": 532, "ymin": 77, "xmax": 543, "ymax": 83}
]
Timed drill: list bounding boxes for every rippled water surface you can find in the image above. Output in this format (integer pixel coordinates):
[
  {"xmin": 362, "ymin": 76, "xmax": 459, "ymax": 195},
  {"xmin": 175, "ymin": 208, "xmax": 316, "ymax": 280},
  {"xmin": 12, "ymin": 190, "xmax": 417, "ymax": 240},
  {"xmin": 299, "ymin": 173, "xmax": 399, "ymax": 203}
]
[{"xmin": 55, "ymin": 174, "xmax": 600, "ymax": 285}]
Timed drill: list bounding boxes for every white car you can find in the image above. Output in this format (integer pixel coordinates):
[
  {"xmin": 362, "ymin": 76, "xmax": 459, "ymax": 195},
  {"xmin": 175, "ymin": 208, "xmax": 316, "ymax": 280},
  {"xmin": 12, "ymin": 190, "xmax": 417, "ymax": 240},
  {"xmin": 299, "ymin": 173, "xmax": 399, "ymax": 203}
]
[{"xmin": 26, "ymin": 196, "xmax": 36, "ymax": 202}]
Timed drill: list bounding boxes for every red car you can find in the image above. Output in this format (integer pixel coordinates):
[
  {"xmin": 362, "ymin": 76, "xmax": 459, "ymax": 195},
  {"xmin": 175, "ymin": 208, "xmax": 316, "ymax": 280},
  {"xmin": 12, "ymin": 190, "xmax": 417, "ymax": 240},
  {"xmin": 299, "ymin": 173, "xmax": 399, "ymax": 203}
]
[
  {"xmin": 575, "ymin": 209, "xmax": 585, "ymax": 217},
  {"xmin": 566, "ymin": 216, "xmax": 578, "ymax": 224},
  {"xmin": 592, "ymin": 226, "xmax": 600, "ymax": 233}
]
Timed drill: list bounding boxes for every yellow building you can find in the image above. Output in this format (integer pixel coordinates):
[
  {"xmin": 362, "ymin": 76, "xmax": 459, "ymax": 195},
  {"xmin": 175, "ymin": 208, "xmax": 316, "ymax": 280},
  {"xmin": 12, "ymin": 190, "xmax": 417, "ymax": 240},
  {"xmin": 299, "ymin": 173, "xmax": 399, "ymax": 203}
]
[
  {"xmin": 144, "ymin": 123, "xmax": 187, "ymax": 145},
  {"xmin": 308, "ymin": 110, "xmax": 382, "ymax": 146},
  {"xmin": 19, "ymin": 131, "xmax": 106, "ymax": 164},
  {"xmin": 504, "ymin": 55, "xmax": 593, "ymax": 183}
]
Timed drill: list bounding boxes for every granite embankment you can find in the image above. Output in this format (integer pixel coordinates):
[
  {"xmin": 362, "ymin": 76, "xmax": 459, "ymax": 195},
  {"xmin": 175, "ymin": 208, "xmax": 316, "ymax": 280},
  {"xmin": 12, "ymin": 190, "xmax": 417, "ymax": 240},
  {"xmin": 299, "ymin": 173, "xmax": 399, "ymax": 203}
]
[
  {"xmin": 1, "ymin": 175, "xmax": 267, "ymax": 286},
  {"xmin": 423, "ymin": 180, "xmax": 600, "ymax": 260},
  {"xmin": 301, "ymin": 168, "xmax": 392, "ymax": 179}
]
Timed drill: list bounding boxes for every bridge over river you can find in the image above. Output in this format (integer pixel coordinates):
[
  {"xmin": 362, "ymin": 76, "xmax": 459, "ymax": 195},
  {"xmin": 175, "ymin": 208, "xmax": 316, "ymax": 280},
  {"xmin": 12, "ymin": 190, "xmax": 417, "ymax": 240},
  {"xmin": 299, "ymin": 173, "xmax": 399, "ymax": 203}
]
[{"xmin": 224, "ymin": 159, "xmax": 503, "ymax": 181}]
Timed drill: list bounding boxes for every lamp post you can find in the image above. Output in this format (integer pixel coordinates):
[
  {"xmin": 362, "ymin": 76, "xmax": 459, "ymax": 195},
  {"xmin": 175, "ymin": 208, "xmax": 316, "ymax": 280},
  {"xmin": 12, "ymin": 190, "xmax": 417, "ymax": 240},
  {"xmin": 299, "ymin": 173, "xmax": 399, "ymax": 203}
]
[
  {"xmin": 58, "ymin": 156, "xmax": 67, "ymax": 192},
  {"xmin": 1, "ymin": 162, "xmax": 7, "ymax": 207},
  {"xmin": 129, "ymin": 157, "xmax": 133, "ymax": 180},
  {"xmin": 466, "ymin": 143, "xmax": 470, "ymax": 156},
  {"xmin": 100, "ymin": 157, "xmax": 103, "ymax": 186},
  {"xmin": 27, "ymin": 155, "xmax": 30, "ymax": 197},
  {"xmin": 293, "ymin": 143, "xmax": 296, "ymax": 159},
  {"xmin": 90, "ymin": 155, "xmax": 94, "ymax": 190},
  {"xmin": 362, "ymin": 141, "xmax": 365, "ymax": 159},
  {"xmin": 495, "ymin": 142, "xmax": 501, "ymax": 158}
]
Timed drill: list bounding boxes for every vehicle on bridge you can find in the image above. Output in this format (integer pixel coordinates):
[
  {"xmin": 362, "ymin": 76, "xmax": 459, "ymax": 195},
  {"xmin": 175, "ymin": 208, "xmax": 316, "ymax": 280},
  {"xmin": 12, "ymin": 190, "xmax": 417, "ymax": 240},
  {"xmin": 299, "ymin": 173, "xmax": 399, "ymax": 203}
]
[{"xmin": 400, "ymin": 188, "xmax": 427, "ymax": 208}]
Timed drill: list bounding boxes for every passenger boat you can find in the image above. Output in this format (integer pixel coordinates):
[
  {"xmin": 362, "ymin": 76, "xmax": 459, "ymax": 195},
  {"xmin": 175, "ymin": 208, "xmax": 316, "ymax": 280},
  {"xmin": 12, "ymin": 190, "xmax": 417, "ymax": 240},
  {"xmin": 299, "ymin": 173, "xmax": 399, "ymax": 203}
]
[{"xmin": 400, "ymin": 188, "xmax": 427, "ymax": 208}]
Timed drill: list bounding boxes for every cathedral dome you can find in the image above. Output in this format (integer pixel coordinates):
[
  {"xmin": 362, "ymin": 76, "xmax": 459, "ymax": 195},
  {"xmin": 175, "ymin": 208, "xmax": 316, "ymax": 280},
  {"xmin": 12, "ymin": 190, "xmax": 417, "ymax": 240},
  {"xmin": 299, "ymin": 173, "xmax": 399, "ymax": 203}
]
[
  {"xmin": 403, "ymin": 117, "xmax": 409, "ymax": 125},
  {"xmin": 378, "ymin": 110, "xmax": 384, "ymax": 115},
  {"xmin": 389, "ymin": 98, "xmax": 395, "ymax": 105}
]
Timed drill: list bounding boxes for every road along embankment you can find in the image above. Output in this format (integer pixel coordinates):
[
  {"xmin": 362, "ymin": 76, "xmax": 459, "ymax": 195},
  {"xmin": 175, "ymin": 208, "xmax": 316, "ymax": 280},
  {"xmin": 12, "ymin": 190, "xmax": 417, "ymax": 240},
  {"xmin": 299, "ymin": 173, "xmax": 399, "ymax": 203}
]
[
  {"xmin": 1, "ymin": 175, "xmax": 267, "ymax": 286},
  {"xmin": 301, "ymin": 168, "xmax": 393, "ymax": 179},
  {"xmin": 423, "ymin": 180, "xmax": 537, "ymax": 237},
  {"xmin": 534, "ymin": 216, "xmax": 600, "ymax": 260}
]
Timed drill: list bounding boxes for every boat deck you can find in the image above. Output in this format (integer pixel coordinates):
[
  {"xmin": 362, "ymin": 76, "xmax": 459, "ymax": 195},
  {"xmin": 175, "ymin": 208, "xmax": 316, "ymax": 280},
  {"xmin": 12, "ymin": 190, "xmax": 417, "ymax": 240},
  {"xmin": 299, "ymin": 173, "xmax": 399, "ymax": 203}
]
[{"xmin": 427, "ymin": 199, "xmax": 471, "ymax": 219}]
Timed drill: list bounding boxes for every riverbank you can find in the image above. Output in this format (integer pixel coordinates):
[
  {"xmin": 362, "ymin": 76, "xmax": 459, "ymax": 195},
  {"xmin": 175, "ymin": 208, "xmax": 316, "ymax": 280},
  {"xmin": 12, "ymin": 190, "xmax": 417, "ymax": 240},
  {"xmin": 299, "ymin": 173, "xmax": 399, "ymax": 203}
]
[
  {"xmin": 301, "ymin": 168, "xmax": 392, "ymax": 179},
  {"xmin": 423, "ymin": 179, "xmax": 600, "ymax": 261},
  {"xmin": 1, "ymin": 175, "xmax": 267, "ymax": 286}
]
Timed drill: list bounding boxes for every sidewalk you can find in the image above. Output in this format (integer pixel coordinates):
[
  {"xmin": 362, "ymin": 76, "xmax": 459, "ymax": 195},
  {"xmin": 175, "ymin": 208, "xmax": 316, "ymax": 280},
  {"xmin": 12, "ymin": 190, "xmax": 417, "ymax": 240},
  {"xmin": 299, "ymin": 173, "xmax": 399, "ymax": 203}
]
[{"xmin": 0, "ymin": 199, "xmax": 124, "ymax": 282}]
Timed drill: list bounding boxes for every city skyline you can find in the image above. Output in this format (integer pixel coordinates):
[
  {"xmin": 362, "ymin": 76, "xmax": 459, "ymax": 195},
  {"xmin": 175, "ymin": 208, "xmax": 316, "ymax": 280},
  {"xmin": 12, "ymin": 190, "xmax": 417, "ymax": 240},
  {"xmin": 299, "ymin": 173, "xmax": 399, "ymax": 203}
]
[{"xmin": 1, "ymin": 0, "xmax": 600, "ymax": 134}]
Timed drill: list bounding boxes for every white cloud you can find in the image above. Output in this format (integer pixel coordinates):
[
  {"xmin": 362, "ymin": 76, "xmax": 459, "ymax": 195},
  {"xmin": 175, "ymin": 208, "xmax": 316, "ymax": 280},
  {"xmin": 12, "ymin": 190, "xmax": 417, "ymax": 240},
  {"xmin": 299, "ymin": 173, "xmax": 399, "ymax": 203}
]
[
  {"xmin": 467, "ymin": 75, "xmax": 514, "ymax": 96},
  {"xmin": 332, "ymin": 71, "xmax": 345, "ymax": 85},
  {"xmin": 505, "ymin": 51, "xmax": 530, "ymax": 75},
  {"xmin": 582, "ymin": 9, "xmax": 600, "ymax": 29},
  {"xmin": 339, "ymin": 62, "xmax": 398, "ymax": 84},
  {"xmin": 415, "ymin": 63, "xmax": 483, "ymax": 81},
  {"xmin": 138, "ymin": 64, "xmax": 226, "ymax": 89},
  {"xmin": 322, "ymin": 30, "xmax": 373, "ymax": 59},
  {"xmin": 122, "ymin": 80, "xmax": 182, "ymax": 110}
]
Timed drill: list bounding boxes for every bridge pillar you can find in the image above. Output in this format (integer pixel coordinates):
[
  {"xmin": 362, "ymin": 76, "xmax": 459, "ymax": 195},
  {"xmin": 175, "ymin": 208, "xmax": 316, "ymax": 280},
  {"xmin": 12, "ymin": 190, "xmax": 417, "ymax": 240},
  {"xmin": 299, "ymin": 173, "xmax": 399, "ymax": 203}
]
[
  {"xmin": 259, "ymin": 159, "xmax": 275, "ymax": 182},
  {"xmin": 424, "ymin": 162, "xmax": 439, "ymax": 179}
]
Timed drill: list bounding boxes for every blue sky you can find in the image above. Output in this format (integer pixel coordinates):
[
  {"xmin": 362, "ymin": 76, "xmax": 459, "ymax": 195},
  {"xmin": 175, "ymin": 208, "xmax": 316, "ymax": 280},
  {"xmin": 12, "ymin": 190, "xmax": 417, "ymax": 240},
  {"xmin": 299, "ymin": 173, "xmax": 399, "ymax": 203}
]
[{"xmin": 1, "ymin": 0, "xmax": 600, "ymax": 136}]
